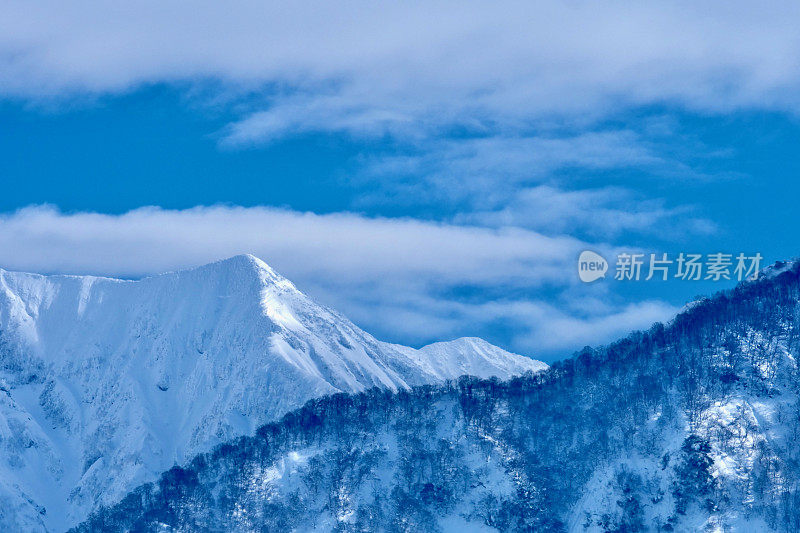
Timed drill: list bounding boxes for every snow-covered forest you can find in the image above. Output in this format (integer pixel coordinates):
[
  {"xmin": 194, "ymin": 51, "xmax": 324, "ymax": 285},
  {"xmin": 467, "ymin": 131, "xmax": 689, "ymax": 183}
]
[{"xmin": 76, "ymin": 262, "xmax": 800, "ymax": 531}]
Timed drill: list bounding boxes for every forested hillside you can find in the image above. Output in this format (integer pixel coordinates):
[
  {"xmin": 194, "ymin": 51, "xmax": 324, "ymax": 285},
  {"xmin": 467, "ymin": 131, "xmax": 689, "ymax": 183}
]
[{"xmin": 76, "ymin": 262, "xmax": 800, "ymax": 532}]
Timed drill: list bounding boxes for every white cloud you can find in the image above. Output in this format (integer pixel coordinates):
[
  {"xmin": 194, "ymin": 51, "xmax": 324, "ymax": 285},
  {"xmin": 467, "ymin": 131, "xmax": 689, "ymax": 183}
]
[
  {"xmin": 347, "ymin": 130, "xmax": 716, "ymax": 239},
  {"xmin": 356, "ymin": 131, "xmax": 663, "ymax": 200},
  {"xmin": 2, "ymin": 1, "xmax": 800, "ymax": 141},
  {"xmin": 502, "ymin": 299, "xmax": 678, "ymax": 352},
  {"xmin": 0, "ymin": 205, "xmax": 578, "ymax": 282},
  {"xmin": 0, "ymin": 205, "xmax": 675, "ymax": 358},
  {"xmin": 457, "ymin": 185, "xmax": 716, "ymax": 239},
  {"xmin": 0, "ymin": 1, "xmax": 749, "ymax": 249}
]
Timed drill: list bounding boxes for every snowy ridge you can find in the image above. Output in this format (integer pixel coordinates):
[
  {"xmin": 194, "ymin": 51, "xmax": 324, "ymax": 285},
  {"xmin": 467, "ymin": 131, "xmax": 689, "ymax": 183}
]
[
  {"xmin": 396, "ymin": 336, "xmax": 547, "ymax": 380},
  {"xmin": 0, "ymin": 255, "xmax": 544, "ymax": 531}
]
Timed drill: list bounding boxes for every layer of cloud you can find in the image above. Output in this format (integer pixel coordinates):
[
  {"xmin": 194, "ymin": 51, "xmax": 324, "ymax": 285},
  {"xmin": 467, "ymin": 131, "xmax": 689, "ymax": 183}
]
[
  {"xmin": 3, "ymin": 1, "xmax": 799, "ymax": 141},
  {"xmin": 0, "ymin": 1, "xmax": 747, "ymax": 248},
  {"xmin": 0, "ymin": 205, "xmax": 579, "ymax": 283},
  {"xmin": 0, "ymin": 205, "xmax": 676, "ymax": 358},
  {"xmin": 354, "ymin": 131, "xmax": 663, "ymax": 204},
  {"xmin": 458, "ymin": 185, "xmax": 716, "ymax": 239},
  {"xmin": 350, "ymin": 130, "xmax": 723, "ymax": 227}
]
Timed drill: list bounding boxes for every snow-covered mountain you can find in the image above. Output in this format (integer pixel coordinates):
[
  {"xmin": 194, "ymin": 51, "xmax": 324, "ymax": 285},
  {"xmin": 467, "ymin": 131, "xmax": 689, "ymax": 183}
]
[
  {"xmin": 0, "ymin": 254, "xmax": 544, "ymax": 531},
  {"xmin": 77, "ymin": 260, "xmax": 800, "ymax": 532}
]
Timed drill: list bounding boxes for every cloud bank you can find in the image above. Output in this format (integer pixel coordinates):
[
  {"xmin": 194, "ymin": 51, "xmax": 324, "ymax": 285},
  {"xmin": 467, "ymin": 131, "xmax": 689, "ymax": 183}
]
[
  {"xmin": 3, "ymin": 1, "xmax": 800, "ymax": 141},
  {"xmin": 0, "ymin": 205, "xmax": 676, "ymax": 358}
]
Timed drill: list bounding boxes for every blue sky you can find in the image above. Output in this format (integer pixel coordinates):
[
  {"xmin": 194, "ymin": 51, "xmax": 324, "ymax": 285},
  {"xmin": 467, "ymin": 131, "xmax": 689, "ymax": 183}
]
[{"xmin": 2, "ymin": 2, "xmax": 800, "ymax": 361}]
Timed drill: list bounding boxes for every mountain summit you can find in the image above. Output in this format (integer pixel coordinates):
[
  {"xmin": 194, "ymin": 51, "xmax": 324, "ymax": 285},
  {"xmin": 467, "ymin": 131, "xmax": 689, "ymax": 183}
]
[{"xmin": 0, "ymin": 255, "xmax": 544, "ymax": 531}]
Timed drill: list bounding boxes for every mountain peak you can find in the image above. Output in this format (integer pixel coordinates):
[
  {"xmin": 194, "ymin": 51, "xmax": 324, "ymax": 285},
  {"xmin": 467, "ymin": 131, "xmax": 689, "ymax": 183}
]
[
  {"xmin": 208, "ymin": 253, "xmax": 267, "ymax": 270},
  {"xmin": 177, "ymin": 253, "xmax": 289, "ymax": 283},
  {"xmin": 0, "ymin": 259, "xmax": 545, "ymax": 531},
  {"xmin": 138, "ymin": 254, "xmax": 301, "ymax": 303}
]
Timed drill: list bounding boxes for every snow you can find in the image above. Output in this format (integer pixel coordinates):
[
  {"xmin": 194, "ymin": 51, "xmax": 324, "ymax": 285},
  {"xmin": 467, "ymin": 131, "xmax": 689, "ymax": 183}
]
[{"xmin": 0, "ymin": 254, "xmax": 546, "ymax": 530}]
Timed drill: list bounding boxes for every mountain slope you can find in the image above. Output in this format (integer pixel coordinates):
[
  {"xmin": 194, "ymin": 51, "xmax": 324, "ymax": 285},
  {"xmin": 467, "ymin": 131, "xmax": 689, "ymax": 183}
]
[
  {"xmin": 0, "ymin": 255, "xmax": 544, "ymax": 531},
  {"xmin": 76, "ymin": 261, "xmax": 800, "ymax": 532}
]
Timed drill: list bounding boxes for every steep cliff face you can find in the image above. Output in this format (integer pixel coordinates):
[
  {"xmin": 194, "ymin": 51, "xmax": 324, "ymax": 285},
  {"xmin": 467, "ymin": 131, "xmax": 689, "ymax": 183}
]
[
  {"xmin": 0, "ymin": 255, "xmax": 544, "ymax": 531},
  {"xmin": 76, "ymin": 262, "xmax": 800, "ymax": 532}
]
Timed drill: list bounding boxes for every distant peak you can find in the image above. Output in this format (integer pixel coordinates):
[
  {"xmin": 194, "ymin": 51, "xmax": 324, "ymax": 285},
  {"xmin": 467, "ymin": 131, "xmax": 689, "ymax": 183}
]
[
  {"xmin": 195, "ymin": 254, "xmax": 279, "ymax": 277},
  {"xmin": 157, "ymin": 254, "xmax": 298, "ymax": 294},
  {"xmin": 211, "ymin": 253, "xmax": 264, "ymax": 268}
]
